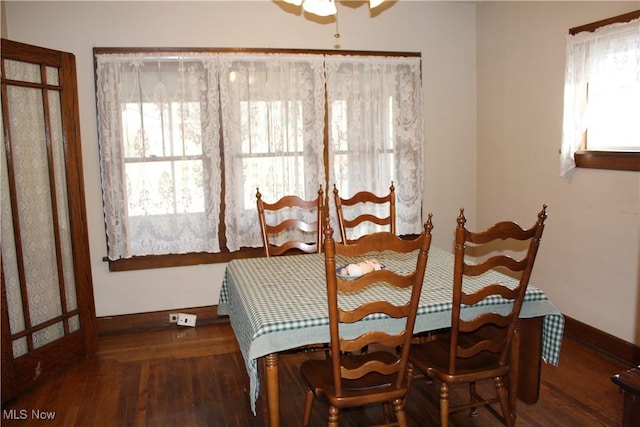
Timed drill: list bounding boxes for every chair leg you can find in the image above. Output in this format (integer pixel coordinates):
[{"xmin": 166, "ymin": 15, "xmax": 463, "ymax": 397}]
[
  {"xmin": 439, "ymin": 382, "xmax": 450, "ymax": 427},
  {"xmin": 393, "ymin": 398, "xmax": 408, "ymax": 427},
  {"xmin": 469, "ymin": 382, "xmax": 478, "ymax": 416},
  {"xmin": 494, "ymin": 376, "xmax": 514, "ymax": 427},
  {"xmin": 327, "ymin": 406, "xmax": 339, "ymax": 427},
  {"xmin": 383, "ymin": 402, "xmax": 392, "ymax": 423},
  {"xmin": 303, "ymin": 388, "xmax": 314, "ymax": 427},
  {"xmin": 404, "ymin": 364, "xmax": 415, "ymax": 407}
]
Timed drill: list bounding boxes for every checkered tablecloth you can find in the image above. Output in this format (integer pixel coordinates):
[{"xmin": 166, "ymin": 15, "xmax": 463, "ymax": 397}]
[{"xmin": 218, "ymin": 247, "xmax": 564, "ymax": 414}]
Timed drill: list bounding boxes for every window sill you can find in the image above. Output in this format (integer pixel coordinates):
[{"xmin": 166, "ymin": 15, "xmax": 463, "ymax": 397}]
[
  {"xmin": 574, "ymin": 150, "xmax": 640, "ymax": 172},
  {"xmin": 104, "ymin": 247, "xmax": 266, "ymax": 272},
  {"xmin": 104, "ymin": 234, "xmax": 423, "ymax": 272}
]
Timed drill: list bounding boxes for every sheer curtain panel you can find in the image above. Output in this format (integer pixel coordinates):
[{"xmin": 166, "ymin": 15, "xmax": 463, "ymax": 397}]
[
  {"xmin": 219, "ymin": 54, "xmax": 326, "ymax": 251},
  {"xmin": 95, "ymin": 53, "xmax": 222, "ymax": 259},
  {"xmin": 325, "ymin": 55, "xmax": 424, "ymax": 238}
]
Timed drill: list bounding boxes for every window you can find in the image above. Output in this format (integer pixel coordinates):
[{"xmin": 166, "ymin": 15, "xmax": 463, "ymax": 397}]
[
  {"xmin": 560, "ymin": 10, "xmax": 640, "ymax": 174},
  {"xmin": 94, "ymin": 49, "xmax": 424, "ymax": 270},
  {"xmin": 95, "ymin": 53, "xmax": 222, "ymax": 261},
  {"xmin": 218, "ymin": 54, "xmax": 327, "ymax": 252},
  {"xmin": 325, "ymin": 56, "xmax": 424, "ymax": 236}
]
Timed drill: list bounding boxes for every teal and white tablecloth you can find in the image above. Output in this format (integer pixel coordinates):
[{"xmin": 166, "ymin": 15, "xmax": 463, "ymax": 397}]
[{"xmin": 218, "ymin": 247, "xmax": 564, "ymax": 414}]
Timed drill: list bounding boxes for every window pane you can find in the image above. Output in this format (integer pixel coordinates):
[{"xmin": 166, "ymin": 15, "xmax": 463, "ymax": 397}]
[
  {"xmin": 126, "ymin": 160, "xmax": 205, "ymax": 216},
  {"xmin": 242, "ymin": 156, "xmax": 305, "ymax": 208},
  {"xmin": 330, "ymin": 97, "xmax": 396, "ymax": 195},
  {"xmin": 584, "ymin": 19, "xmax": 640, "ymax": 151},
  {"xmin": 123, "ymin": 101, "xmax": 204, "ymax": 157},
  {"xmin": 4, "ymin": 59, "xmax": 41, "ymax": 83},
  {"xmin": 172, "ymin": 101, "xmax": 203, "ymax": 156},
  {"xmin": 331, "ymin": 100, "xmax": 348, "ymax": 152},
  {"xmin": 587, "ymin": 84, "xmax": 640, "ymax": 150},
  {"xmin": 241, "ymin": 100, "xmax": 304, "ymax": 154},
  {"xmin": 122, "ymin": 102, "xmax": 145, "ymax": 158}
]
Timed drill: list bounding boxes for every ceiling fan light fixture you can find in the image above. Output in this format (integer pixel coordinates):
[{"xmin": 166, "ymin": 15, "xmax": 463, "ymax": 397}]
[
  {"xmin": 282, "ymin": 0, "xmax": 384, "ymax": 21},
  {"xmin": 302, "ymin": 0, "xmax": 337, "ymax": 17}
]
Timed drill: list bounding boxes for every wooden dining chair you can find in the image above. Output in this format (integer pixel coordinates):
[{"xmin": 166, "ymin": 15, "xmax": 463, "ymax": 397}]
[
  {"xmin": 333, "ymin": 182, "xmax": 396, "ymax": 244},
  {"xmin": 256, "ymin": 185, "xmax": 325, "ymax": 257},
  {"xmin": 300, "ymin": 214, "xmax": 434, "ymax": 427},
  {"xmin": 408, "ymin": 205, "xmax": 548, "ymax": 427}
]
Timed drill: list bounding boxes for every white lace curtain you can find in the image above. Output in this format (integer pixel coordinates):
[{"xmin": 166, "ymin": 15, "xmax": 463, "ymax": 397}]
[
  {"xmin": 220, "ymin": 54, "xmax": 326, "ymax": 251},
  {"xmin": 96, "ymin": 52, "xmax": 424, "ymax": 258},
  {"xmin": 95, "ymin": 53, "xmax": 222, "ymax": 259},
  {"xmin": 560, "ymin": 17, "xmax": 640, "ymax": 176},
  {"xmin": 325, "ymin": 56, "xmax": 424, "ymax": 238}
]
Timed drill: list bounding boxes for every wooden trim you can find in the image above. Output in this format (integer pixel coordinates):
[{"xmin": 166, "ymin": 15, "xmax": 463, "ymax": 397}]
[
  {"xmin": 105, "ymin": 237, "xmax": 421, "ymax": 271},
  {"xmin": 93, "ymin": 46, "xmax": 421, "ymax": 58},
  {"xmin": 96, "ymin": 305, "xmax": 225, "ymax": 336},
  {"xmin": 563, "ymin": 315, "xmax": 640, "ymax": 366},
  {"xmin": 98, "ymin": 307, "xmax": 640, "ymax": 367},
  {"xmin": 569, "ymin": 10, "xmax": 640, "ymax": 35},
  {"xmin": 574, "ymin": 150, "xmax": 640, "ymax": 172},
  {"xmin": 104, "ymin": 247, "xmax": 266, "ymax": 272}
]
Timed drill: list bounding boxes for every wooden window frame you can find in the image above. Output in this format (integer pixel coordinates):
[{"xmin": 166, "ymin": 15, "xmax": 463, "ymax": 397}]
[{"xmin": 569, "ymin": 10, "xmax": 640, "ymax": 173}]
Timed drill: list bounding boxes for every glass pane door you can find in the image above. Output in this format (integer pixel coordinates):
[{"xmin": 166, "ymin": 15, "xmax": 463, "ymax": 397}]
[{"xmin": 1, "ymin": 38, "xmax": 96, "ymax": 402}]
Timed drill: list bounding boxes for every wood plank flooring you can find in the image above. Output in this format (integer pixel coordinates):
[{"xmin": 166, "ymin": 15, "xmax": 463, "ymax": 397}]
[{"xmin": 1, "ymin": 321, "xmax": 633, "ymax": 426}]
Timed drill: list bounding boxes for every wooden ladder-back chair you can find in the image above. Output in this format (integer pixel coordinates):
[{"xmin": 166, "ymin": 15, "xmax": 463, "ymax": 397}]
[
  {"xmin": 300, "ymin": 214, "xmax": 434, "ymax": 427},
  {"xmin": 256, "ymin": 186, "xmax": 325, "ymax": 257},
  {"xmin": 333, "ymin": 182, "xmax": 396, "ymax": 244},
  {"xmin": 409, "ymin": 205, "xmax": 548, "ymax": 427}
]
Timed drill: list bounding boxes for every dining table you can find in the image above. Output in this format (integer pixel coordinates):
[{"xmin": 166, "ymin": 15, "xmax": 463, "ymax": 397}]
[{"xmin": 217, "ymin": 246, "xmax": 564, "ymax": 427}]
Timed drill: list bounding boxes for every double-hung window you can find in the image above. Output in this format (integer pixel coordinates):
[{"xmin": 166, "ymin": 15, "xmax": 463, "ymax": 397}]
[
  {"xmin": 95, "ymin": 53, "xmax": 221, "ymax": 260},
  {"xmin": 218, "ymin": 54, "xmax": 326, "ymax": 252},
  {"xmin": 325, "ymin": 56, "xmax": 424, "ymax": 237}
]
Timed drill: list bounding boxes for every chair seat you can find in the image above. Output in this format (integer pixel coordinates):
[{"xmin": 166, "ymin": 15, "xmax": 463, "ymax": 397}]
[
  {"xmin": 300, "ymin": 351, "xmax": 408, "ymax": 407},
  {"xmin": 410, "ymin": 334, "xmax": 510, "ymax": 384}
]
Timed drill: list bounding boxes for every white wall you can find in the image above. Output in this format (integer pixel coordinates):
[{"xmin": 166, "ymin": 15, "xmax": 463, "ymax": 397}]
[
  {"xmin": 1, "ymin": 2, "xmax": 7, "ymax": 38},
  {"xmin": 476, "ymin": 1, "xmax": 640, "ymax": 344},
  {"xmin": 4, "ymin": 1, "xmax": 638, "ymax": 345},
  {"xmin": 3, "ymin": 1, "xmax": 477, "ymax": 315}
]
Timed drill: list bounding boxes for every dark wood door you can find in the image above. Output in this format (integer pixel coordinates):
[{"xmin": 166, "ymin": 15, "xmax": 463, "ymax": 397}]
[{"xmin": 1, "ymin": 39, "xmax": 97, "ymax": 402}]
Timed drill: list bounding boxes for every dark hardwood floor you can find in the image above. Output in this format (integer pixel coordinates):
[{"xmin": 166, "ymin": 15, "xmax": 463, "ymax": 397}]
[{"xmin": 1, "ymin": 321, "xmax": 632, "ymax": 426}]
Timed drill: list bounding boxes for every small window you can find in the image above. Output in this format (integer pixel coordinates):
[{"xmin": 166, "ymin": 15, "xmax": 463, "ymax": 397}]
[{"xmin": 560, "ymin": 10, "xmax": 640, "ymax": 174}]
